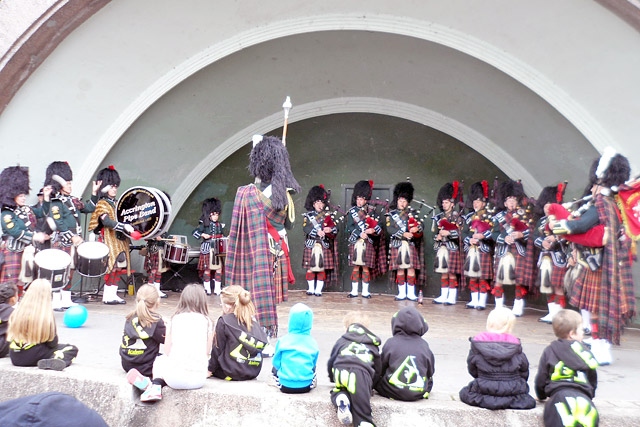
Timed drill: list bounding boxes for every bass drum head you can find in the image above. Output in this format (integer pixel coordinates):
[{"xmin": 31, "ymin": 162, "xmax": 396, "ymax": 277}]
[
  {"xmin": 117, "ymin": 187, "xmax": 167, "ymax": 240},
  {"xmin": 154, "ymin": 189, "xmax": 172, "ymax": 238}
]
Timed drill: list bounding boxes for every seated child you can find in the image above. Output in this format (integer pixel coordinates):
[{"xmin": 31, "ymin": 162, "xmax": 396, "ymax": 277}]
[
  {"xmin": 208, "ymin": 285, "xmax": 268, "ymax": 381},
  {"xmin": 139, "ymin": 284, "xmax": 213, "ymax": 402},
  {"xmin": 121, "ymin": 284, "xmax": 166, "ymax": 387},
  {"xmin": 535, "ymin": 309, "xmax": 599, "ymax": 427},
  {"xmin": 0, "ymin": 282, "xmax": 18, "ymax": 358},
  {"xmin": 459, "ymin": 307, "xmax": 536, "ymax": 409},
  {"xmin": 8, "ymin": 279, "xmax": 79, "ymax": 371},
  {"xmin": 272, "ymin": 303, "xmax": 319, "ymax": 393},
  {"xmin": 328, "ymin": 311, "xmax": 381, "ymax": 426},
  {"xmin": 374, "ymin": 306, "xmax": 435, "ymax": 401}
]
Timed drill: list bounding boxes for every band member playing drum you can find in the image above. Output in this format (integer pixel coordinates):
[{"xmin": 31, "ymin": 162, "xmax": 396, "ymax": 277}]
[
  {"xmin": 462, "ymin": 181, "xmax": 495, "ymax": 310},
  {"xmin": 88, "ymin": 165, "xmax": 133, "ymax": 305},
  {"xmin": 225, "ymin": 135, "xmax": 300, "ymax": 340},
  {"xmin": 345, "ymin": 180, "xmax": 383, "ymax": 299},
  {"xmin": 302, "ymin": 185, "xmax": 338, "ymax": 297},
  {"xmin": 386, "ymin": 182, "xmax": 424, "ymax": 302},
  {"xmin": 144, "ymin": 233, "xmax": 169, "ymax": 298},
  {"xmin": 433, "ymin": 181, "xmax": 463, "ymax": 305},
  {"xmin": 491, "ymin": 180, "xmax": 530, "ymax": 316},
  {"xmin": 43, "ymin": 161, "xmax": 100, "ymax": 308},
  {"xmin": 193, "ymin": 198, "xmax": 225, "ymax": 296},
  {"xmin": 0, "ymin": 166, "xmax": 50, "ymax": 297},
  {"xmin": 533, "ymin": 184, "xmax": 568, "ymax": 324}
]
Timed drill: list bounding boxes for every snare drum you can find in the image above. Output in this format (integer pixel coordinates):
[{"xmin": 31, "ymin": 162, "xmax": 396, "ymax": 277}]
[
  {"xmin": 35, "ymin": 249, "xmax": 72, "ymax": 290},
  {"xmin": 75, "ymin": 242, "xmax": 110, "ymax": 277},
  {"xmin": 165, "ymin": 243, "xmax": 189, "ymax": 264},
  {"xmin": 213, "ymin": 237, "xmax": 229, "ymax": 256}
]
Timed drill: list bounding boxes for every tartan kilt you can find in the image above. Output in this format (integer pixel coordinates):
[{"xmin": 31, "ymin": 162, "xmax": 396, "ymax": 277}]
[
  {"xmin": 494, "ymin": 245, "xmax": 527, "ymax": 286},
  {"xmin": 302, "ymin": 244, "xmax": 337, "ymax": 271},
  {"xmin": 389, "ymin": 243, "xmax": 421, "ymax": 270},
  {"xmin": 196, "ymin": 252, "xmax": 223, "ymax": 272},
  {"xmin": 145, "ymin": 251, "xmax": 160, "ymax": 274},
  {"xmin": 569, "ymin": 268, "xmax": 601, "ymax": 312},
  {"xmin": 349, "ymin": 240, "xmax": 378, "ymax": 268},
  {"xmin": 434, "ymin": 246, "xmax": 462, "ymax": 274},
  {"xmin": 463, "ymin": 247, "xmax": 493, "ymax": 280},
  {"xmin": 549, "ymin": 265, "xmax": 567, "ymax": 293},
  {"xmin": 0, "ymin": 249, "xmax": 22, "ymax": 281}
]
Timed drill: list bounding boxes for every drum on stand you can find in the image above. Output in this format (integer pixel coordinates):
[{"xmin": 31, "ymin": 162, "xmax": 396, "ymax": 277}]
[
  {"xmin": 164, "ymin": 235, "xmax": 189, "ymax": 264},
  {"xmin": 75, "ymin": 241, "xmax": 110, "ymax": 277},
  {"xmin": 34, "ymin": 249, "xmax": 72, "ymax": 290}
]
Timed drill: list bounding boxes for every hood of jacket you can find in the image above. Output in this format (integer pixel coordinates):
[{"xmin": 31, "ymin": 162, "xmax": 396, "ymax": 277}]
[
  {"xmin": 288, "ymin": 303, "xmax": 313, "ymax": 335},
  {"xmin": 342, "ymin": 323, "xmax": 381, "ymax": 347},
  {"xmin": 123, "ymin": 316, "xmax": 160, "ymax": 341},
  {"xmin": 470, "ymin": 335, "xmax": 522, "ymax": 365},
  {"xmin": 391, "ymin": 306, "xmax": 428, "ymax": 337},
  {"xmin": 548, "ymin": 339, "xmax": 598, "ymax": 372}
]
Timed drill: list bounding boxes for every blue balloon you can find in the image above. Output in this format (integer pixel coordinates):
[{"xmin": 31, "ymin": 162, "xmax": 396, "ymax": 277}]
[{"xmin": 63, "ymin": 305, "xmax": 88, "ymax": 328}]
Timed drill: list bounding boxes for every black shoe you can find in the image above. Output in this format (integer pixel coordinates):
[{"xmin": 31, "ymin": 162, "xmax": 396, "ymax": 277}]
[
  {"xmin": 38, "ymin": 358, "xmax": 66, "ymax": 371},
  {"xmin": 306, "ymin": 291, "xmax": 314, "ymax": 295},
  {"xmin": 315, "ymin": 293, "xmax": 322, "ymax": 297},
  {"xmin": 103, "ymin": 299, "xmax": 126, "ymax": 305},
  {"xmin": 394, "ymin": 296, "xmax": 406, "ymax": 301},
  {"xmin": 361, "ymin": 294, "xmax": 372, "ymax": 299},
  {"xmin": 347, "ymin": 294, "xmax": 358, "ymax": 298}
]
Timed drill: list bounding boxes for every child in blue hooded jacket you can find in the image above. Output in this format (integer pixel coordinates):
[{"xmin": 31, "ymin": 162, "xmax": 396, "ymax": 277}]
[{"xmin": 272, "ymin": 303, "xmax": 319, "ymax": 393}]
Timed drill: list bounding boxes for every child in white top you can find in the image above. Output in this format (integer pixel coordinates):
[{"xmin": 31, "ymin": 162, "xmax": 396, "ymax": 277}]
[{"xmin": 140, "ymin": 284, "xmax": 213, "ymax": 402}]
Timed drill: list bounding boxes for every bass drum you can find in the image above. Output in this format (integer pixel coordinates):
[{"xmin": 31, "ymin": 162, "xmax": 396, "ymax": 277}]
[
  {"xmin": 116, "ymin": 187, "xmax": 172, "ymax": 240},
  {"xmin": 34, "ymin": 249, "xmax": 72, "ymax": 290},
  {"xmin": 75, "ymin": 241, "xmax": 110, "ymax": 277}
]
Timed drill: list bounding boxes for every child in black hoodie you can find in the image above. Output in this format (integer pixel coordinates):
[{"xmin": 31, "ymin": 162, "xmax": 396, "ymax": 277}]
[
  {"xmin": 327, "ymin": 311, "xmax": 381, "ymax": 426},
  {"xmin": 375, "ymin": 306, "xmax": 435, "ymax": 401},
  {"xmin": 535, "ymin": 309, "xmax": 599, "ymax": 427},
  {"xmin": 208, "ymin": 285, "xmax": 268, "ymax": 381}
]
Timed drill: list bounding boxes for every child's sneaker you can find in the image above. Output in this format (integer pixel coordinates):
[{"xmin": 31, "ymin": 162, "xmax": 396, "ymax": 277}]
[
  {"xmin": 37, "ymin": 358, "xmax": 66, "ymax": 371},
  {"xmin": 127, "ymin": 368, "xmax": 151, "ymax": 391},
  {"xmin": 140, "ymin": 384, "xmax": 162, "ymax": 402},
  {"xmin": 335, "ymin": 393, "xmax": 352, "ymax": 425}
]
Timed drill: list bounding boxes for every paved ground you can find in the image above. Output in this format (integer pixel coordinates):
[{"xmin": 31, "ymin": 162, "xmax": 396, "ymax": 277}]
[{"xmin": 1, "ymin": 288, "xmax": 640, "ymax": 426}]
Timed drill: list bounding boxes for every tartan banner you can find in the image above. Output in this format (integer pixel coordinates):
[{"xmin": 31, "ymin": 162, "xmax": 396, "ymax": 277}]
[{"xmin": 616, "ymin": 179, "xmax": 640, "ymax": 240}]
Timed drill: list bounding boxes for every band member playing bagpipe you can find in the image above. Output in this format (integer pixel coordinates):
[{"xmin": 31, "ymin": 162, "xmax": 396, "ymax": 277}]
[
  {"xmin": 0, "ymin": 166, "xmax": 50, "ymax": 296},
  {"xmin": 89, "ymin": 165, "xmax": 138, "ymax": 305},
  {"xmin": 548, "ymin": 148, "xmax": 635, "ymax": 352},
  {"xmin": 433, "ymin": 181, "xmax": 464, "ymax": 305},
  {"xmin": 43, "ymin": 161, "xmax": 100, "ymax": 308},
  {"xmin": 532, "ymin": 184, "xmax": 569, "ymax": 324},
  {"xmin": 225, "ymin": 135, "xmax": 300, "ymax": 339},
  {"xmin": 193, "ymin": 197, "xmax": 225, "ymax": 296},
  {"xmin": 345, "ymin": 180, "xmax": 385, "ymax": 299},
  {"xmin": 386, "ymin": 182, "xmax": 424, "ymax": 302},
  {"xmin": 302, "ymin": 185, "xmax": 338, "ymax": 297},
  {"xmin": 462, "ymin": 181, "xmax": 495, "ymax": 310},
  {"xmin": 491, "ymin": 180, "xmax": 531, "ymax": 316}
]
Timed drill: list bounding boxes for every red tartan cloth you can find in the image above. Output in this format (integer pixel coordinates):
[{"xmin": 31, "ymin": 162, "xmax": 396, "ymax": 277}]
[
  {"xmin": 493, "ymin": 244, "xmax": 528, "ymax": 286},
  {"xmin": 463, "ymin": 247, "xmax": 494, "ymax": 280},
  {"xmin": 225, "ymin": 184, "xmax": 286, "ymax": 336},
  {"xmin": 434, "ymin": 245, "xmax": 462, "ymax": 275},
  {"xmin": 302, "ymin": 241, "xmax": 339, "ymax": 286},
  {"xmin": 0, "ymin": 248, "xmax": 22, "ymax": 282},
  {"xmin": 388, "ymin": 243, "xmax": 426, "ymax": 286}
]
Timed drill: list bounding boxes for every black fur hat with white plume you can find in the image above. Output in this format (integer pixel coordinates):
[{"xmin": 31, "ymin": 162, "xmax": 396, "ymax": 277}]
[
  {"xmin": 45, "ymin": 161, "xmax": 73, "ymax": 193},
  {"xmin": 201, "ymin": 197, "xmax": 222, "ymax": 226},
  {"xmin": 590, "ymin": 147, "xmax": 630, "ymax": 192},
  {"xmin": 96, "ymin": 165, "xmax": 121, "ymax": 195}
]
